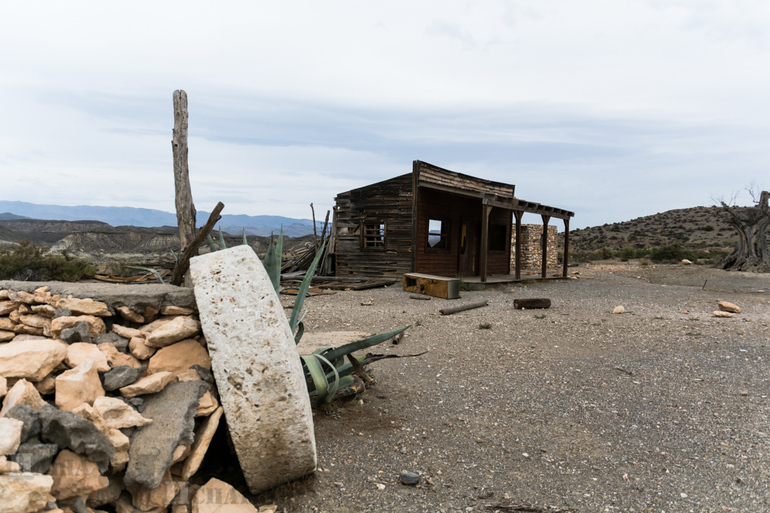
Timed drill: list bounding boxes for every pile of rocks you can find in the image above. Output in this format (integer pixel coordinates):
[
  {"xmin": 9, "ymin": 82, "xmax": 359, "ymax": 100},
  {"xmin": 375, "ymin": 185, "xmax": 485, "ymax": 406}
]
[{"xmin": 0, "ymin": 285, "xmax": 249, "ymax": 513}]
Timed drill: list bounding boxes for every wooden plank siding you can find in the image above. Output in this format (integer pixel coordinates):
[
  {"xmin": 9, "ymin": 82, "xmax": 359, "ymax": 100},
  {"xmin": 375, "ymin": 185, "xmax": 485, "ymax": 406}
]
[{"xmin": 333, "ymin": 174, "xmax": 414, "ymax": 278}]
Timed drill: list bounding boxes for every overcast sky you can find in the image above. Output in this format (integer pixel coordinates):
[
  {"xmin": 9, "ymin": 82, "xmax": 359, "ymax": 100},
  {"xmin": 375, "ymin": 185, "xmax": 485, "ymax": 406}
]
[{"xmin": 1, "ymin": 1, "xmax": 768, "ymax": 229}]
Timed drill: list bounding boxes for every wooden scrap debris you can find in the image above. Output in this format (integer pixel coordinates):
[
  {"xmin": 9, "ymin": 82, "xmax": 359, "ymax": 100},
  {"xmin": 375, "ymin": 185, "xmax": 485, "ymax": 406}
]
[
  {"xmin": 94, "ymin": 269, "xmax": 171, "ymax": 283},
  {"xmin": 281, "ymin": 287, "xmax": 334, "ymax": 297},
  {"xmin": 318, "ymin": 279, "xmax": 396, "ymax": 291}
]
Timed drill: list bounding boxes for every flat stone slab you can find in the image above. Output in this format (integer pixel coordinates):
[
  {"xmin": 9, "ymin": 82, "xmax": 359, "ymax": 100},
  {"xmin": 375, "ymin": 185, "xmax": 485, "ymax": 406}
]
[
  {"xmin": 125, "ymin": 380, "xmax": 206, "ymax": 489},
  {"xmin": 190, "ymin": 245, "xmax": 316, "ymax": 494}
]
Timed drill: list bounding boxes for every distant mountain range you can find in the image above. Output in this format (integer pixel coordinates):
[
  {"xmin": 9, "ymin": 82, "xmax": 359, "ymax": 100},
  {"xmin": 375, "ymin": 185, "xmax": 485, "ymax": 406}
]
[{"xmin": 0, "ymin": 201, "xmax": 324, "ymax": 238}]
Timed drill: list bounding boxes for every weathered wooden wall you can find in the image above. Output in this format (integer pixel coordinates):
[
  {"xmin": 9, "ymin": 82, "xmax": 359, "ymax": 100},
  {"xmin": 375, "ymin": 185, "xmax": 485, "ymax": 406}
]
[
  {"xmin": 415, "ymin": 188, "xmax": 511, "ymax": 277},
  {"xmin": 333, "ymin": 174, "xmax": 414, "ymax": 278}
]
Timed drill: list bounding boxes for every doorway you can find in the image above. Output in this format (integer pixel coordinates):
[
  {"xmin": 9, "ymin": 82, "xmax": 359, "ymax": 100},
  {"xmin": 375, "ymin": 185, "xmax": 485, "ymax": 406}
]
[{"xmin": 458, "ymin": 218, "xmax": 480, "ymax": 276}]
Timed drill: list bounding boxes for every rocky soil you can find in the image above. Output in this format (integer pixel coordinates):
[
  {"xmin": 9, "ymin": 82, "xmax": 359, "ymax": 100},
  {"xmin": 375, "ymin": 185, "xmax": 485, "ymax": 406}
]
[{"xmin": 236, "ymin": 262, "xmax": 770, "ymax": 512}]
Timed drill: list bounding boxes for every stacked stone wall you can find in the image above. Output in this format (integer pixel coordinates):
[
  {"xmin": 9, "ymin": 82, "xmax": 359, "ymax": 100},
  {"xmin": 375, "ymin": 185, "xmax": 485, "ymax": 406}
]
[
  {"xmin": 511, "ymin": 224, "xmax": 559, "ymax": 270},
  {"xmin": 0, "ymin": 281, "xmax": 245, "ymax": 512}
]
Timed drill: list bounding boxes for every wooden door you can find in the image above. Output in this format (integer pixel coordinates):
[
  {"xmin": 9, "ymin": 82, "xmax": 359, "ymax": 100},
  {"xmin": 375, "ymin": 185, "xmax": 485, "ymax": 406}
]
[{"xmin": 458, "ymin": 218, "xmax": 480, "ymax": 276}]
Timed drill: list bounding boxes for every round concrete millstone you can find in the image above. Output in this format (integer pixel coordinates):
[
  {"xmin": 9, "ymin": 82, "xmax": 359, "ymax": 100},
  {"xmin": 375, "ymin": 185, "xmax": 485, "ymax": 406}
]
[{"xmin": 189, "ymin": 245, "xmax": 317, "ymax": 494}]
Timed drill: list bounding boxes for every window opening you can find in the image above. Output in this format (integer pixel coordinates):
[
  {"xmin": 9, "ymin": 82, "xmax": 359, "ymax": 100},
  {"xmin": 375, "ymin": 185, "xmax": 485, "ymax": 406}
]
[
  {"xmin": 488, "ymin": 224, "xmax": 507, "ymax": 251},
  {"xmin": 363, "ymin": 221, "xmax": 386, "ymax": 249},
  {"xmin": 428, "ymin": 219, "xmax": 449, "ymax": 249}
]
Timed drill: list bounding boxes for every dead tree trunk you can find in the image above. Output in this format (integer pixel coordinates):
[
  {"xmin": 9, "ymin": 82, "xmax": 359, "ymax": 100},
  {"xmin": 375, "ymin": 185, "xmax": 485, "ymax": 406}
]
[
  {"xmin": 173, "ymin": 90, "xmax": 197, "ymax": 254},
  {"xmin": 719, "ymin": 190, "xmax": 770, "ymax": 272}
]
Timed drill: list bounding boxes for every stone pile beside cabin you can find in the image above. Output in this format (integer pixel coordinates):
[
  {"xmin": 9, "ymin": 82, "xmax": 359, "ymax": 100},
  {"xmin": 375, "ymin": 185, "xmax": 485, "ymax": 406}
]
[{"xmin": 0, "ymin": 276, "xmax": 292, "ymax": 513}]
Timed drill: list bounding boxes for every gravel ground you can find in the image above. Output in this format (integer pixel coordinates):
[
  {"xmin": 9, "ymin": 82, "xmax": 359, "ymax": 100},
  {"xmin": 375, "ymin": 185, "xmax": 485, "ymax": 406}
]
[{"xmin": 231, "ymin": 263, "xmax": 770, "ymax": 513}]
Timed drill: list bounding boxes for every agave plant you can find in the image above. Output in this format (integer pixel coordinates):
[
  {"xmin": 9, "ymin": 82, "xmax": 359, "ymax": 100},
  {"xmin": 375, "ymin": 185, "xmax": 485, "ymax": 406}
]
[
  {"xmin": 262, "ymin": 229, "xmax": 410, "ymax": 406},
  {"xmin": 206, "ymin": 227, "xmax": 248, "ymax": 252}
]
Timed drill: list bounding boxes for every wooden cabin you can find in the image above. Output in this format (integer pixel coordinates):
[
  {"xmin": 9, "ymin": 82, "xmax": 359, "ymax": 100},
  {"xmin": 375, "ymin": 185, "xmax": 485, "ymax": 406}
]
[{"xmin": 331, "ymin": 160, "xmax": 574, "ymax": 281}]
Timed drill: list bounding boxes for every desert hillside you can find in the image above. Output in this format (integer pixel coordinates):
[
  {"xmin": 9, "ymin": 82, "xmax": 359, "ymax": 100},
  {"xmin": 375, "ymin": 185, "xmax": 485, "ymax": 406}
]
[{"xmin": 565, "ymin": 205, "xmax": 739, "ymax": 257}]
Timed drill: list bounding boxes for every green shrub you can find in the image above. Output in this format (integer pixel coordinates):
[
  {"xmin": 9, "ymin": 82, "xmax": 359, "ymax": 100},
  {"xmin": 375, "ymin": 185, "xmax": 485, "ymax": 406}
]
[
  {"xmin": 619, "ymin": 247, "xmax": 636, "ymax": 261},
  {"xmin": 0, "ymin": 240, "xmax": 95, "ymax": 281},
  {"xmin": 649, "ymin": 243, "xmax": 698, "ymax": 262},
  {"xmin": 591, "ymin": 247, "xmax": 614, "ymax": 260}
]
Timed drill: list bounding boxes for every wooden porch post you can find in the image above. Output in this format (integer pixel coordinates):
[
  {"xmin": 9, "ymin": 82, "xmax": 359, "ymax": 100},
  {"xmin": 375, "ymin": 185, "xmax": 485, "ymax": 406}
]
[
  {"xmin": 513, "ymin": 210, "xmax": 523, "ymax": 281},
  {"xmin": 540, "ymin": 215, "xmax": 551, "ymax": 279},
  {"xmin": 480, "ymin": 202, "xmax": 492, "ymax": 282},
  {"xmin": 562, "ymin": 217, "xmax": 570, "ymax": 278}
]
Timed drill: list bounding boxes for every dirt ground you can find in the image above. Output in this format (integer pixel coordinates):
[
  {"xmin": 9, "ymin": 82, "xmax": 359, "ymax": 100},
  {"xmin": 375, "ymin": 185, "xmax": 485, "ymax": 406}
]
[{"xmin": 218, "ymin": 262, "xmax": 770, "ymax": 513}]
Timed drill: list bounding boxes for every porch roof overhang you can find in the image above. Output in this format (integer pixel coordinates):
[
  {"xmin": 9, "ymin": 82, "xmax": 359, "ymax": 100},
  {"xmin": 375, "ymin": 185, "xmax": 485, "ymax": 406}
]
[
  {"xmin": 477, "ymin": 195, "xmax": 574, "ymax": 221},
  {"xmin": 418, "ymin": 181, "xmax": 574, "ymax": 221}
]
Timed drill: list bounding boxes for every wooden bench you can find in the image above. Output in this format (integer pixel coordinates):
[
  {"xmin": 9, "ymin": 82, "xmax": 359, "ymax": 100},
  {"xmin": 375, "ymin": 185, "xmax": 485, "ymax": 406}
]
[{"xmin": 402, "ymin": 273, "xmax": 460, "ymax": 299}]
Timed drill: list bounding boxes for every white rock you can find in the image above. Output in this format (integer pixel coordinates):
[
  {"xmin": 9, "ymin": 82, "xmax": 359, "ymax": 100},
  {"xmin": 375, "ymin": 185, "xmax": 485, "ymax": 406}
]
[
  {"xmin": 113, "ymin": 323, "xmax": 142, "ymax": 340},
  {"xmin": 19, "ymin": 314, "xmax": 51, "ymax": 330},
  {"xmin": 0, "ymin": 300, "xmax": 18, "ymax": 316},
  {"xmin": 147, "ymin": 339, "xmax": 211, "ymax": 378},
  {"xmin": 190, "ymin": 245, "xmax": 316, "ymax": 494},
  {"xmin": 8, "ymin": 291, "xmax": 35, "ymax": 304},
  {"xmin": 0, "ymin": 455, "xmax": 21, "ymax": 473},
  {"xmin": 50, "ymin": 315, "xmax": 107, "ymax": 339},
  {"xmin": 98, "ymin": 342, "xmax": 143, "ymax": 369},
  {"xmin": 612, "ymin": 305, "xmax": 625, "ymax": 314},
  {"xmin": 161, "ymin": 305, "xmax": 196, "ymax": 316},
  {"xmin": 48, "ymin": 449, "xmax": 109, "ymax": 501},
  {"xmin": 119, "ymin": 371, "xmax": 175, "ymax": 398},
  {"xmin": 718, "ymin": 300, "xmax": 741, "ymax": 313},
  {"xmin": 0, "ymin": 417, "xmax": 24, "ymax": 456},
  {"xmin": 55, "ymin": 358, "xmax": 105, "ymax": 411},
  {"xmin": 0, "ymin": 337, "xmax": 68, "ymax": 382},
  {"xmin": 66, "ymin": 342, "xmax": 111, "ymax": 372},
  {"xmin": 129, "ymin": 336, "xmax": 156, "ymax": 360},
  {"xmin": 192, "ymin": 478, "xmax": 258, "ymax": 513},
  {"xmin": 145, "ymin": 316, "xmax": 201, "ymax": 348},
  {"xmin": 93, "ymin": 396, "xmax": 153, "ymax": 429},
  {"xmin": 117, "ymin": 305, "xmax": 144, "ymax": 323},
  {"xmin": 1, "ymin": 379, "xmax": 47, "ymax": 416},
  {"xmin": 0, "ymin": 472, "xmax": 54, "ymax": 513},
  {"xmin": 196, "ymin": 390, "xmax": 219, "ymax": 417},
  {"xmin": 57, "ymin": 297, "xmax": 111, "ymax": 317}
]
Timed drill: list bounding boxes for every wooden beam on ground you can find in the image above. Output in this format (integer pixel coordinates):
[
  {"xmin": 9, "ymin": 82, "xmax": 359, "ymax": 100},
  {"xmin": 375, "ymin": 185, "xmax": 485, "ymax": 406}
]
[
  {"xmin": 440, "ymin": 300, "xmax": 488, "ymax": 316},
  {"xmin": 514, "ymin": 298, "xmax": 551, "ymax": 309}
]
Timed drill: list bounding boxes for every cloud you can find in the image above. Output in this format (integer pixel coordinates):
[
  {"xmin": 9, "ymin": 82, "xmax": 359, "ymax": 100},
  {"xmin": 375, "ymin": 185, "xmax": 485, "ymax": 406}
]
[{"xmin": 0, "ymin": 1, "xmax": 768, "ymax": 230}]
